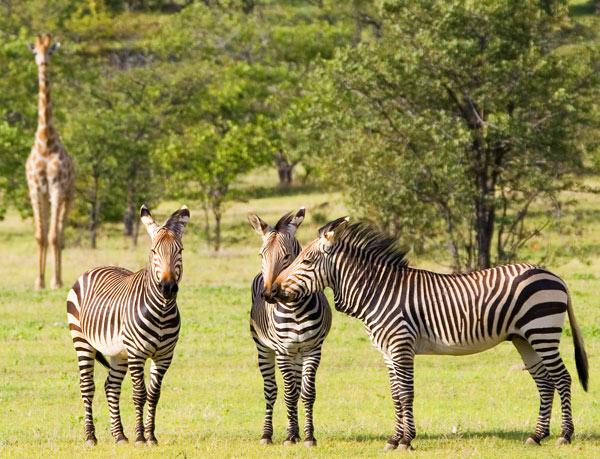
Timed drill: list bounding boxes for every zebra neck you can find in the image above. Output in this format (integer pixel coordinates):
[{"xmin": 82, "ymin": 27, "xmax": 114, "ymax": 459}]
[
  {"xmin": 143, "ymin": 268, "xmax": 178, "ymax": 313},
  {"xmin": 331, "ymin": 248, "xmax": 401, "ymax": 320},
  {"xmin": 276, "ymin": 294, "xmax": 313, "ymax": 313}
]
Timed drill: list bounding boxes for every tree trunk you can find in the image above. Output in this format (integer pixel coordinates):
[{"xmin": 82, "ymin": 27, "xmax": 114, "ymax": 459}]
[
  {"xmin": 242, "ymin": 0, "xmax": 255, "ymax": 14},
  {"xmin": 203, "ymin": 200, "xmax": 211, "ymax": 247},
  {"xmin": 274, "ymin": 151, "xmax": 295, "ymax": 186},
  {"xmin": 123, "ymin": 185, "xmax": 135, "ymax": 237},
  {"xmin": 132, "ymin": 215, "xmax": 140, "ymax": 247},
  {"xmin": 89, "ymin": 173, "xmax": 100, "ymax": 249},
  {"xmin": 213, "ymin": 205, "xmax": 221, "ymax": 251},
  {"xmin": 473, "ymin": 153, "xmax": 496, "ymax": 270},
  {"xmin": 475, "ymin": 202, "xmax": 494, "ymax": 270}
]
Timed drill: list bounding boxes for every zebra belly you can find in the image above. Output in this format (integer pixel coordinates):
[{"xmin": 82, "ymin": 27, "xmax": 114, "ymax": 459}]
[
  {"xmin": 415, "ymin": 335, "xmax": 506, "ymax": 356},
  {"xmin": 265, "ymin": 331, "xmax": 324, "ymax": 355},
  {"xmin": 87, "ymin": 334, "xmax": 128, "ymax": 359}
]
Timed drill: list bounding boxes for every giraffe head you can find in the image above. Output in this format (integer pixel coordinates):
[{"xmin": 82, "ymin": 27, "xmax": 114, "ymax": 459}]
[{"xmin": 27, "ymin": 35, "xmax": 60, "ymax": 68}]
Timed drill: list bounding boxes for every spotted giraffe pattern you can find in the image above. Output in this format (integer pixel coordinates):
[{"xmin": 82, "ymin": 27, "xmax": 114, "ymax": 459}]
[{"xmin": 26, "ymin": 34, "xmax": 75, "ymax": 289}]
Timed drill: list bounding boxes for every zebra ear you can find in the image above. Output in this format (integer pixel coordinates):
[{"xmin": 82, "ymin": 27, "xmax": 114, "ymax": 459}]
[
  {"xmin": 248, "ymin": 211, "xmax": 269, "ymax": 237},
  {"xmin": 164, "ymin": 205, "xmax": 190, "ymax": 238},
  {"xmin": 319, "ymin": 217, "xmax": 349, "ymax": 252},
  {"xmin": 140, "ymin": 205, "xmax": 159, "ymax": 239},
  {"xmin": 290, "ymin": 207, "xmax": 305, "ymax": 229}
]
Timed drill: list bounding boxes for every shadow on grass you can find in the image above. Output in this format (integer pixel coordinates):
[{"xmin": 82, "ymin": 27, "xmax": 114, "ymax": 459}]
[
  {"xmin": 235, "ymin": 183, "xmax": 329, "ymax": 202},
  {"xmin": 340, "ymin": 429, "xmax": 600, "ymax": 443},
  {"xmin": 569, "ymin": 1, "xmax": 596, "ymax": 17}
]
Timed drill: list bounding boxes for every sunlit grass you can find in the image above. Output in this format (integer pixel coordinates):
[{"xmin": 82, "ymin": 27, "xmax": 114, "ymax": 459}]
[{"xmin": 2, "ymin": 173, "xmax": 600, "ymax": 458}]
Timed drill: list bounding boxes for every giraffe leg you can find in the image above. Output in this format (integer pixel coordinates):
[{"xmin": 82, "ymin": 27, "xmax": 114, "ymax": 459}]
[
  {"xmin": 512, "ymin": 337, "xmax": 554, "ymax": 445},
  {"xmin": 48, "ymin": 193, "xmax": 62, "ymax": 288},
  {"xmin": 257, "ymin": 343, "xmax": 277, "ymax": 444},
  {"xmin": 128, "ymin": 355, "xmax": 148, "ymax": 446},
  {"xmin": 105, "ymin": 357, "xmax": 129, "ymax": 444},
  {"xmin": 29, "ymin": 188, "xmax": 48, "ymax": 289},
  {"xmin": 52, "ymin": 198, "xmax": 70, "ymax": 288},
  {"xmin": 300, "ymin": 347, "xmax": 322, "ymax": 447},
  {"xmin": 144, "ymin": 358, "xmax": 173, "ymax": 445},
  {"xmin": 276, "ymin": 354, "xmax": 301, "ymax": 444},
  {"xmin": 383, "ymin": 354, "xmax": 404, "ymax": 450}
]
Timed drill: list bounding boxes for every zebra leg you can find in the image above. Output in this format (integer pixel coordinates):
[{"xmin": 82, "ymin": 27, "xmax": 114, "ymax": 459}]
[
  {"xmin": 383, "ymin": 354, "xmax": 403, "ymax": 450},
  {"xmin": 300, "ymin": 348, "xmax": 322, "ymax": 447},
  {"xmin": 105, "ymin": 357, "xmax": 129, "ymax": 444},
  {"xmin": 276, "ymin": 354, "xmax": 301, "ymax": 444},
  {"xmin": 512, "ymin": 337, "xmax": 554, "ymax": 445},
  {"xmin": 75, "ymin": 341, "xmax": 98, "ymax": 446},
  {"xmin": 257, "ymin": 344, "xmax": 277, "ymax": 444},
  {"xmin": 144, "ymin": 358, "xmax": 172, "ymax": 445},
  {"xmin": 392, "ymin": 343, "xmax": 416, "ymax": 450},
  {"xmin": 529, "ymin": 340, "xmax": 574, "ymax": 445},
  {"xmin": 128, "ymin": 356, "xmax": 148, "ymax": 446}
]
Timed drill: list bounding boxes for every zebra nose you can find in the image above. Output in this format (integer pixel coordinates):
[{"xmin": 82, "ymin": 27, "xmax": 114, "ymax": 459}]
[
  {"xmin": 261, "ymin": 288, "xmax": 271, "ymax": 301},
  {"xmin": 270, "ymin": 282, "xmax": 282, "ymax": 300},
  {"xmin": 158, "ymin": 280, "xmax": 178, "ymax": 298}
]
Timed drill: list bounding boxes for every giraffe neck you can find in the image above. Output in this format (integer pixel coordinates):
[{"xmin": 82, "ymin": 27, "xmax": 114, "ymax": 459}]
[{"xmin": 36, "ymin": 64, "xmax": 58, "ymax": 146}]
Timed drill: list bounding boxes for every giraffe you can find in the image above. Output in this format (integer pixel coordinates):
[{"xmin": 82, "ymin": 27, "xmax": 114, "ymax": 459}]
[{"xmin": 26, "ymin": 34, "xmax": 75, "ymax": 289}]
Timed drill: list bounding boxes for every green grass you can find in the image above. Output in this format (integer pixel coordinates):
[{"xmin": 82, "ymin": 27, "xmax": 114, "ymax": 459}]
[{"xmin": 2, "ymin": 167, "xmax": 600, "ymax": 458}]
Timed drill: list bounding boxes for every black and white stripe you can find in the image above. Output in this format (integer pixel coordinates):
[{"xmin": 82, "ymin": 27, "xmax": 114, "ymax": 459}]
[
  {"xmin": 273, "ymin": 219, "xmax": 589, "ymax": 450},
  {"xmin": 67, "ymin": 205, "xmax": 189, "ymax": 446},
  {"xmin": 248, "ymin": 208, "xmax": 332, "ymax": 446}
]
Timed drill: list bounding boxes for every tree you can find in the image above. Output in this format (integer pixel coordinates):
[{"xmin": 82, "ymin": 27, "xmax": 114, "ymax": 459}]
[
  {"xmin": 298, "ymin": 0, "xmax": 600, "ymax": 271},
  {"xmin": 0, "ymin": 30, "xmax": 37, "ymax": 220}
]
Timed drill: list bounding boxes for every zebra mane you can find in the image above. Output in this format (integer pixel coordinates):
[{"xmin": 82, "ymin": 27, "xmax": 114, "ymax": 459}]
[
  {"xmin": 275, "ymin": 212, "xmax": 294, "ymax": 232},
  {"xmin": 337, "ymin": 222, "xmax": 409, "ymax": 268}
]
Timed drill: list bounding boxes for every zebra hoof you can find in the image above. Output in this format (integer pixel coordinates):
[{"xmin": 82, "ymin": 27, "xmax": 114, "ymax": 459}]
[
  {"xmin": 398, "ymin": 443, "xmax": 413, "ymax": 451},
  {"xmin": 557, "ymin": 437, "xmax": 570, "ymax": 446},
  {"xmin": 525, "ymin": 437, "xmax": 541, "ymax": 446},
  {"xmin": 116, "ymin": 438, "xmax": 129, "ymax": 445},
  {"xmin": 135, "ymin": 440, "xmax": 146, "ymax": 447},
  {"xmin": 304, "ymin": 439, "xmax": 317, "ymax": 447},
  {"xmin": 147, "ymin": 439, "xmax": 158, "ymax": 446},
  {"xmin": 259, "ymin": 437, "xmax": 273, "ymax": 445},
  {"xmin": 84, "ymin": 438, "xmax": 97, "ymax": 447},
  {"xmin": 383, "ymin": 441, "xmax": 398, "ymax": 451},
  {"xmin": 283, "ymin": 440, "xmax": 296, "ymax": 445}
]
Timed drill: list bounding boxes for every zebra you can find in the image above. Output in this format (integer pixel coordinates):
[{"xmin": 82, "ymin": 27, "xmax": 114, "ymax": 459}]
[
  {"xmin": 269, "ymin": 218, "xmax": 589, "ymax": 451},
  {"xmin": 247, "ymin": 208, "xmax": 332, "ymax": 447},
  {"xmin": 67, "ymin": 205, "xmax": 189, "ymax": 446}
]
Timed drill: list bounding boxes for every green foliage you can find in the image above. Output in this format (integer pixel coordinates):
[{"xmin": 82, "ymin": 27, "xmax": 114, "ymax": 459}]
[
  {"xmin": 1, "ymin": 0, "xmax": 600, "ymax": 258},
  {"xmin": 294, "ymin": 0, "xmax": 600, "ymax": 270}
]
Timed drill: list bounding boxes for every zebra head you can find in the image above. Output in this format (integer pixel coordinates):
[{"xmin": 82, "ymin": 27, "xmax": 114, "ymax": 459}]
[
  {"xmin": 272, "ymin": 216, "xmax": 349, "ymax": 302},
  {"xmin": 140, "ymin": 205, "xmax": 190, "ymax": 300},
  {"xmin": 248, "ymin": 208, "xmax": 305, "ymax": 302}
]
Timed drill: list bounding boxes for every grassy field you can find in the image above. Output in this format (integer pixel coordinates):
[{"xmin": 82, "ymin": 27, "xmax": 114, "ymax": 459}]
[{"xmin": 1, "ymin": 168, "xmax": 600, "ymax": 458}]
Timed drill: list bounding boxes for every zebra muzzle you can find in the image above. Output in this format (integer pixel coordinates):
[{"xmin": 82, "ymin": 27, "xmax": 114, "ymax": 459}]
[
  {"xmin": 267, "ymin": 282, "xmax": 290, "ymax": 303},
  {"xmin": 158, "ymin": 280, "xmax": 178, "ymax": 298}
]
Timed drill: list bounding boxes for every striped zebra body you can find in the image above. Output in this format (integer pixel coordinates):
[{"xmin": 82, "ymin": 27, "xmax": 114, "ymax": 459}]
[
  {"xmin": 272, "ymin": 220, "xmax": 588, "ymax": 450},
  {"xmin": 248, "ymin": 209, "xmax": 332, "ymax": 446},
  {"xmin": 67, "ymin": 205, "xmax": 189, "ymax": 446}
]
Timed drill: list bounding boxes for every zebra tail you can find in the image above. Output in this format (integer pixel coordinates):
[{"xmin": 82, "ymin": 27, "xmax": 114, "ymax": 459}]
[
  {"xmin": 567, "ymin": 293, "xmax": 589, "ymax": 392},
  {"xmin": 95, "ymin": 352, "xmax": 110, "ymax": 369}
]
